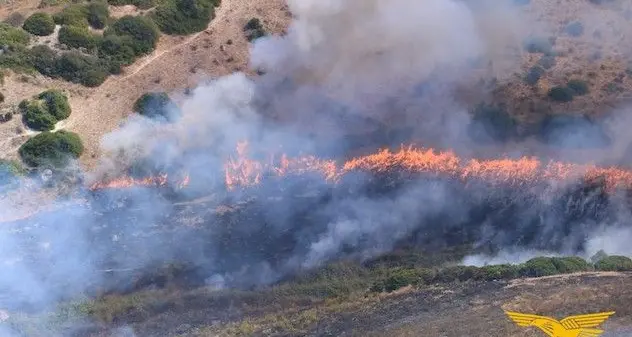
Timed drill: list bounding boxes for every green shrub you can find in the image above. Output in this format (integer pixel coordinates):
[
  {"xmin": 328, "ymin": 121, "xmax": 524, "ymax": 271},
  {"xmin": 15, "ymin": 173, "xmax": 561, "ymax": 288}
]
[
  {"xmin": 0, "ymin": 159, "xmax": 26, "ymax": 183},
  {"xmin": 519, "ymin": 257, "xmax": 558, "ymax": 277},
  {"xmin": 21, "ymin": 100, "xmax": 57, "ymax": 131},
  {"xmin": 106, "ymin": 16, "xmax": 159, "ymax": 55},
  {"xmin": 4, "ymin": 13, "xmax": 26, "ymax": 28},
  {"xmin": 28, "ymin": 45, "xmax": 59, "ymax": 77},
  {"xmin": 565, "ymin": 21, "xmax": 584, "ymax": 37},
  {"xmin": 87, "ymin": 2, "xmax": 109, "ymax": 29},
  {"xmin": 0, "ymin": 22, "xmax": 30, "ymax": 47},
  {"xmin": 567, "ymin": 79, "xmax": 589, "ymax": 96},
  {"xmin": 153, "ymin": 0, "xmax": 217, "ymax": 35},
  {"xmin": 18, "ymin": 130, "xmax": 84, "ymax": 167},
  {"xmin": 550, "ymin": 256, "xmax": 592, "ymax": 273},
  {"xmin": 53, "ymin": 4, "xmax": 89, "ymax": 27},
  {"xmin": 98, "ymin": 34, "xmax": 136, "ymax": 67},
  {"xmin": 56, "ymin": 51, "xmax": 108, "ymax": 87},
  {"xmin": 524, "ymin": 36, "xmax": 554, "ymax": 55},
  {"xmin": 594, "ymin": 255, "xmax": 632, "ymax": 271},
  {"xmin": 548, "ymin": 86, "xmax": 574, "ymax": 102},
  {"xmin": 22, "ymin": 12, "xmax": 55, "ymax": 36},
  {"xmin": 434, "ymin": 266, "xmax": 479, "ymax": 283},
  {"xmin": 474, "ymin": 264, "xmax": 519, "ymax": 281},
  {"xmin": 133, "ymin": 91, "xmax": 179, "ymax": 121},
  {"xmin": 244, "ymin": 17, "xmax": 266, "ymax": 42},
  {"xmin": 537, "ymin": 55, "xmax": 556, "ymax": 69},
  {"xmin": 469, "ymin": 103, "xmax": 518, "ymax": 142},
  {"xmin": 38, "ymin": 89, "xmax": 71, "ymax": 120},
  {"xmin": 58, "ymin": 25, "xmax": 100, "ymax": 50},
  {"xmin": 590, "ymin": 250, "xmax": 608, "ymax": 264},
  {"xmin": 107, "ymin": 0, "xmax": 155, "ymax": 9},
  {"xmin": 525, "ymin": 65, "xmax": 544, "ymax": 85}
]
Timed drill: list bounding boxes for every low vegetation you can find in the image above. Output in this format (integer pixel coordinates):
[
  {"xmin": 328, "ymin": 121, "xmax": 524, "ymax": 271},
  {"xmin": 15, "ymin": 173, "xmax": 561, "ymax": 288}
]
[
  {"xmin": 58, "ymin": 25, "xmax": 100, "ymax": 50},
  {"xmin": 53, "ymin": 4, "xmax": 90, "ymax": 27},
  {"xmin": 0, "ymin": 159, "xmax": 26, "ymax": 184},
  {"xmin": 153, "ymin": 0, "xmax": 221, "ymax": 35},
  {"xmin": 18, "ymin": 130, "xmax": 84, "ymax": 167},
  {"xmin": 22, "ymin": 12, "xmax": 55, "ymax": 36},
  {"xmin": 133, "ymin": 91, "xmax": 178, "ymax": 121},
  {"xmin": 468, "ymin": 103, "xmax": 518, "ymax": 142},
  {"xmin": 19, "ymin": 89, "xmax": 72, "ymax": 131},
  {"xmin": 243, "ymin": 17, "xmax": 266, "ymax": 42},
  {"xmin": 86, "ymin": 1, "xmax": 110, "ymax": 29}
]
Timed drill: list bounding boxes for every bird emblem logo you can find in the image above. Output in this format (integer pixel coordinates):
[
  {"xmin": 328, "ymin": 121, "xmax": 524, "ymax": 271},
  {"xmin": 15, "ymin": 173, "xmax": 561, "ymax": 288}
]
[{"xmin": 505, "ymin": 311, "xmax": 615, "ymax": 337}]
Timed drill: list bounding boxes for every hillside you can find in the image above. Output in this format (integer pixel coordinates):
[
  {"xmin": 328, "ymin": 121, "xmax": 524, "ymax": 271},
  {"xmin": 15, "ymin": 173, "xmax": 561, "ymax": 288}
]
[{"xmin": 3, "ymin": 0, "xmax": 632, "ymax": 337}]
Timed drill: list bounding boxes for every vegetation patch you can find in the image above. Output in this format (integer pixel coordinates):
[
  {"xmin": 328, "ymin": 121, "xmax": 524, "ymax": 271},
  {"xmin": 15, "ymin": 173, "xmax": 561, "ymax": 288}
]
[
  {"xmin": 18, "ymin": 130, "xmax": 84, "ymax": 167},
  {"xmin": 243, "ymin": 17, "xmax": 266, "ymax": 42},
  {"xmin": 468, "ymin": 103, "xmax": 518, "ymax": 142},
  {"xmin": 58, "ymin": 25, "xmax": 100, "ymax": 50},
  {"xmin": 107, "ymin": 0, "xmax": 156, "ymax": 10},
  {"xmin": 548, "ymin": 86, "xmax": 575, "ymax": 102},
  {"xmin": 87, "ymin": 2, "xmax": 110, "ymax": 29},
  {"xmin": 19, "ymin": 89, "xmax": 71, "ymax": 131},
  {"xmin": 22, "ymin": 12, "xmax": 55, "ymax": 36},
  {"xmin": 567, "ymin": 79, "xmax": 589, "ymax": 95},
  {"xmin": 153, "ymin": 0, "xmax": 220, "ymax": 35},
  {"xmin": 53, "ymin": 4, "xmax": 89, "ymax": 27},
  {"xmin": 105, "ymin": 15, "xmax": 159, "ymax": 56},
  {"xmin": 133, "ymin": 92, "xmax": 179, "ymax": 122}
]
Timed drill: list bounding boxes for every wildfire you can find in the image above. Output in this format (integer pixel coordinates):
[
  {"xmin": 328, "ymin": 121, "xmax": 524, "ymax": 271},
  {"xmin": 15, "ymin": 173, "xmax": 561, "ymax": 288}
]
[
  {"xmin": 89, "ymin": 173, "xmax": 190, "ymax": 191},
  {"xmin": 224, "ymin": 143, "xmax": 632, "ymax": 192},
  {"xmin": 87, "ymin": 142, "xmax": 632, "ymax": 193}
]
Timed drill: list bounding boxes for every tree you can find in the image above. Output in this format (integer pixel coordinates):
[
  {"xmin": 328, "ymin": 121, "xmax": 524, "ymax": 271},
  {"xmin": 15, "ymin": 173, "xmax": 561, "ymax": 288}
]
[
  {"xmin": 87, "ymin": 2, "xmax": 110, "ymax": 29},
  {"xmin": 58, "ymin": 25, "xmax": 100, "ymax": 50},
  {"xmin": 133, "ymin": 91, "xmax": 179, "ymax": 122},
  {"xmin": 38, "ymin": 89, "xmax": 71, "ymax": 120},
  {"xmin": 55, "ymin": 51, "xmax": 108, "ymax": 87},
  {"xmin": 594, "ymin": 256, "xmax": 632, "ymax": 271},
  {"xmin": 22, "ymin": 100, "xmax": 57, "ymax": 131},
  {"xmin": 106, "ymin": 16, "xmax": 159, "ymax": 55},
  {"xmin": 567, "ymin": 79, "xmax": 589, "ymax": 96},
  {"xmin": 19, "ymin": 130, "xmax": 84, "ymax": 167},
  {"xmin": 153, "ymin": 0, "xmax": 217, "ymax": 35},
  {"xmin": 22, "ymin": 12, "xmax": 55, "ymax": 36},
  {"xmin": 53, "ymin": 4, "xmax": 89, "ymax": 27},
  {"xmin": 28, "ymin": 45, "xmax": 59, "ymax": 77},
  {"xmin": 548, "ymin": 86, "xmax": 574, "ymax": 102}
]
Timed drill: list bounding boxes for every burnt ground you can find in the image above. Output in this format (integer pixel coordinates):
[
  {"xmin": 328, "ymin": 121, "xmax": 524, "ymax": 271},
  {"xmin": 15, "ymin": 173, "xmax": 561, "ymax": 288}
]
[{"xmin": 65, "ymin": 272, "xmax": 632, "ymax": 337}]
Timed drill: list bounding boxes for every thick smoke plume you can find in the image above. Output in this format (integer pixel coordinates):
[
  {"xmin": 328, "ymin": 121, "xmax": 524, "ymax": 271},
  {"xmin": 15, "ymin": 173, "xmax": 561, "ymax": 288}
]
[{"xmin": 2, "ymin": 0, "xmax": 632, "ymax": 334}]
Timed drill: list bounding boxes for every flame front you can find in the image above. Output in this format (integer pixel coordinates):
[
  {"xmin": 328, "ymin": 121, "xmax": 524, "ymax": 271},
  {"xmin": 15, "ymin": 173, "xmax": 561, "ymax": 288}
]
[
  {"xmin": 224, "ymin": 143, "xmax": 632, "ymax": 192},
  {"xmin": 89, "ymin": 172, "xmax": 190, "ymax": 191}
]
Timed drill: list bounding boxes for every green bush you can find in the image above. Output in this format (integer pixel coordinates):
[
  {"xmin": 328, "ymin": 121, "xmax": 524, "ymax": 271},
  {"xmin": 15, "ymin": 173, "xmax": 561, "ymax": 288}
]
[
  {"xmin": 55, "ymin": 51, "xmax": 108, "ymax": 87},
  {"xmin": 567, "ymin": 79, "xmax": 589, "ymax": 96},
  {"xmin": 28, "ymin": 45, "xmax": 59, "ymax": 77},
  {"xmin": 519, "ymin": 257, "xmax": 558, "ymax": 277},
  {"xmin": 244, "ymin": 17, "xmax": 266, "ymax": 42},
  {"xmin": 21, "ymin": 100, "xmax": 57, "ymax": 131},
  {"xmin": 105, "ymin": 16, "xmax": 159, "ymax": 55},
  {"xmin": 469, "ymin": 103, "xmax": 518, "ymax": 142},
  {"xmin": 434, "ymin": 265, "xmax": 479, "ymax": 283},
  {"xmin": 58, "ymin": 25, "xmax": 100, "ymax": 50},
  {"xmin": 38, "ymin": 89, "xmax": 71, "ymax": 120},
  {"xmin": 87, "ymin": 2, "xmax": 110, "ymax": 29},
  {"xmin": 548, "ymin": 86, "xmax": 575, "ymax": 102},
  {"xmin": 594, "ymin": 255, "xmax": 632, "ymax": 271},
  {"xmin": 550, "ymin": 256, "xmax": 592, "ymax": 273},
  {"xmin": 565, "ymin": 21, "xmax": 584, "ymax": 37},
  {"xmin": 133, "ymin": 92, "xmax": 176, "ymax": 119},
  {"xmin": 0, "ymin": 159, "xmax": 26, "ymax": 183},
  {"xmin": 18, "ymin": 130, "xmax": 84, "ymax": 167},
  {"xmin": 22, "ymin": 12, "xmax": 55, "ymax": 36},
  {"xmin": 537, "ymin": 55, "xmax": 556, "ymax": 69},
  {"xmin": 98, "ymin": 34, "xmax": 136, "ymax": 67},
  {"xmin": 53, "ymin": 4, "xmax": 89, "ymax": 27},
  {"xmin": 474, "ymin": 264, "xmax": 519, "ymax": 281},
  {"xmin": 107, "ymin": 0, "xmax": 155, "ymax": 9},
  {"xmin": 0, "ymin": 22, "xmax": 30, "ymax": 47},
  {"xmin": 153, "ymin": 0, "xmax": 217, "ymax": 35},
  {"xmin": 524, "ymin": 36, "xmax": 554, "ymax": 55},
  {"xmin": 4, "ymin": 13, "xmax": 26, "ymax": 28},
  {"xmin": 525, "ymin": 65, "xmax": 544, "ymax": 85},
  {"xmin": 19, "ymin": 89, "xmax": 71, "ymax": 131}
]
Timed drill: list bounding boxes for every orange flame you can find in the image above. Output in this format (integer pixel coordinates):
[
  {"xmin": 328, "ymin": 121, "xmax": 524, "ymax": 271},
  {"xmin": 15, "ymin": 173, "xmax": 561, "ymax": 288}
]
[
  {"xmin": 224, "ymin": 143, "xmax": 632, "ymax": 192},
  {"xmin": 89, "ymin": 172, "xmax": 190, "ymax": 191}
]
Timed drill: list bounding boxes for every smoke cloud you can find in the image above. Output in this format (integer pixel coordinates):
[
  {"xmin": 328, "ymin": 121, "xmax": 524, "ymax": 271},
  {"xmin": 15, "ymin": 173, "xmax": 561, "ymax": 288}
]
[{"xmin": 2, "ymin": 0, "xmax": 632, "ymax": 335}]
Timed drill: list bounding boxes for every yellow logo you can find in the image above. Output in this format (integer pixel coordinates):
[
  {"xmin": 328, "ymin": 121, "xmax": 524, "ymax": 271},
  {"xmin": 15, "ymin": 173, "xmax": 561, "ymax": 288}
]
[{"xmin": 505, "ymin": 311, "xmax": 615, "ymax": 337}]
